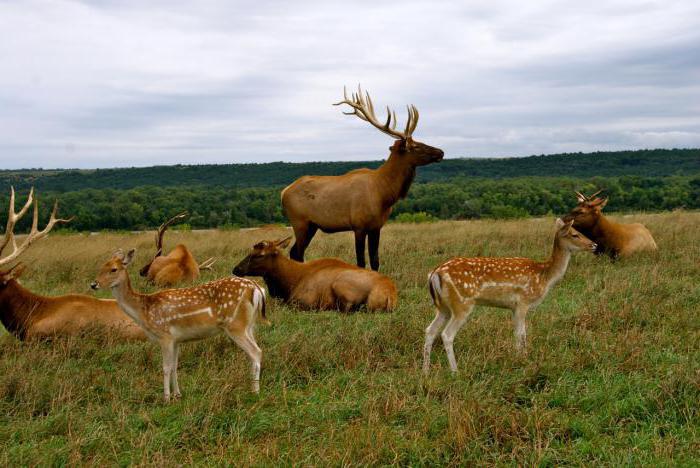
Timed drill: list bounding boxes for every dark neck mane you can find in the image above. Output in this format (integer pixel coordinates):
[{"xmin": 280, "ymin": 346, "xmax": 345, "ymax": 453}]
[{"xmin": 0, "ymin": 281, "xmax": 46, "ymax": 340}]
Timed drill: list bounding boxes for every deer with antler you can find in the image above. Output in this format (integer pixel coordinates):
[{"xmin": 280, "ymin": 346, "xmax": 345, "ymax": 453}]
[
  {"xmin": 423, "ymin": 219, "xmax": 597, "ymax": 374},
  {"xmin": 282, "ymin": 86, "xmax": 444, "ymax": 271},
  {"xmin": 563, "ymin": 190, "xmax": 657, "ymax": 259},
  {"xmin": 92, "ymin": 248, "xmax": 267, "ymax": 401},
  {"xmin": 0, "ymin": 187, "xmax": 145, "ymax": 340},
  {"xmin": 139, "ymin": 212, "xmax": 216, "ymax": 286}
]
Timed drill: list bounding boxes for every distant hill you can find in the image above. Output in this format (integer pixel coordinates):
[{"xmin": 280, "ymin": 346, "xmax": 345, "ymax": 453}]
[{"xmin": 1, "ymin": 148, "xmax": 698, "ymax": 192}]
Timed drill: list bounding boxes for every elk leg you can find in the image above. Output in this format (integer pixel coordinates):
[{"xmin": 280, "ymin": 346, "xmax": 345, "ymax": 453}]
[
  {"xmin": 512, "ymin": 304, "xmax": 529, "ymax": 353},
  {"xmin": 170, "ymin": 343, "xmax": 181, "ymax": 399},
  {"xmin": 441, "ymin": 301, "xmax": 474, "ymax": 374},
  {"xmin": 225, "ymin": 328, "xmax": 262, "ymax": 393},
  {"xmin": 354, "ymin": 230, "xmax": 367, "ymax": 268},
  {"xmin": 368, "ymin": 229, "xmax": 381, "ymax": 271},
  {"xmin": 423, "ymin": 306, "xmax": 450, "ymax": 374},
  {"xmin": 290, "ymin": 222, "xmax": 317, "ymax": 262},
  {"xmin": 160, "ymin": 339, "xmax": 177, "ymax": 402}
]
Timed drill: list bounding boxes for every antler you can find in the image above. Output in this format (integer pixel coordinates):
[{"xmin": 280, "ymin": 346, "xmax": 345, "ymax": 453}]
[
  {"xmin": 0, "ymin": 187, "xmax": 72, "ymax": 266},
  {"xmin": 333, "ymin": 85, "xmax": 419, "ymax": 140},
  {"xmin": 575, "ymin": 189, "xmax": 604, "ymax": 203},
  {"xmin": 154, "ymin": 211, "xmax": 188, "ymax": 257},
  {"xmin": 198, "ymin": 257, "xmax": 217, "ymax": 271}
]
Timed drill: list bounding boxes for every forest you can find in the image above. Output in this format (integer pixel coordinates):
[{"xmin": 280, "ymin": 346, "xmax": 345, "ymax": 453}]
[{"xmin": 0, "ymin": 149, "xmax": 698, "ymax": 231}]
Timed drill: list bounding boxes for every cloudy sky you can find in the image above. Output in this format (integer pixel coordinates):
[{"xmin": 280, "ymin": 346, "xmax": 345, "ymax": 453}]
[{"xmin": 1, "ymin": 0, "xmax": 699, "ymax": 169}]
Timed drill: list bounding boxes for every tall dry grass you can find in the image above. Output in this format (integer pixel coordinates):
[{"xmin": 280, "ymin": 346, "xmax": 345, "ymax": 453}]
[{"xmin": 1, "ymin": 212, "xmax": 699, "ymax": 465}]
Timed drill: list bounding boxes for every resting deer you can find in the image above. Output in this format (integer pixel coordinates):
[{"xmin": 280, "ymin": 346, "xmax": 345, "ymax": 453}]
[
  {"xmin": 139, "ymin": 212, "xmax": 216, "ymax": 286},
  {"xmin": 232, "ymin": 237, "xmax": 397, "ymax": 312},
  {"xmin": 563, "ymin": 190, "xmax": 657, "ymax": 259},
  {"xmin": 282, "ymin": 86, "xmax": 444, "ymax": 271},
  {"xmin": 423, "ymin": 219, "xmax": 596, "ymax": 374},
  {"xmin": 92, "ymin": 249, "xmax": 266, "ymax": 400},
  {"xmin": 0, "ymin": 187, "xmax": 145, "ymax": 340}
]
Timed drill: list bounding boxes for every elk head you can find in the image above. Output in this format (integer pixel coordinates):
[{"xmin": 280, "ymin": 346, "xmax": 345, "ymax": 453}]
[
  {"xmin": 92, "ymin": 249, "xmax": 135, "ymax": 290},
  {"xmin": 563, "ymin": 190, "xmax": 608, "ymax": 230},
  {"xmin": 555, "ymin": 218, "xmax": 597, "ymax": 253},
  {"xmin": 334, "ymin": 85, "xmax": 444, "ymax": 166},
  {"xmin": 232, "ymin": 237, "xmax": 292, "ymax": 276}
]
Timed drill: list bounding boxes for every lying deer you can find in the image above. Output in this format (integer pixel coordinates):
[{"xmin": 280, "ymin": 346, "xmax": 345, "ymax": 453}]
[
  {"xmin": 563, "ymin": 190, "xmax": 657, "ymax": 259},
  {"xmin": 92, "ymin": 249, "xmax": 266, "ymax": 400},
  {"xmin": 282, "ymin": 86, "xmax": 444, "ymax": 271},
  {"xmin": 139, "ymin": 212, "xmax": 216, "ymax": 286},
  {"xmin": 0, "ymin": 187, "xmax": 145, "ymax": 340},
  {"xmin": 232, "ymin": 237, "xmax": 397, "ymax": 312},
  {"xmin": 423, "ymin": 219, "xmax": 596, "ymax": 374}
]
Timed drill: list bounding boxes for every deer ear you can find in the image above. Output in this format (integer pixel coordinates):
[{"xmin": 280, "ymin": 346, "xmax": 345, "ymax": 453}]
[
  {"xmin": 123, "ymin": 248, "xmax": 136, "ymax": 266},
  {"xmin": 276, "ymin": 236, "xmax": 292, "ymax": 249},
  {"xmin": 113, "ymin": 249, "xmax": 125, "ymax": 261},
  {"xmin": 555, "ymin": 218, "xmax": 566, "ymax": 229},
  {"xmin": 598, "ymin": 198, "xmax": 608, "ymax": 209}
]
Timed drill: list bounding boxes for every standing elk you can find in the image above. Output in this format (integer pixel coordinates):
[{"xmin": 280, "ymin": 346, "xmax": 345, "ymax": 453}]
[
  {"xmin": 423, "ymin": 219, "xmax": 596, "ymax": 374},
  {"xmin": 563, "ymin": 190, "xmax": 657, "ymax": 259},
  {"xmin": 0, "ymin": 187, "xmax": 145, "ymax": 340},
  {"xmin": 92, "ymin": 248, "xmax": 266, "ymax": 401},
  {"xmin": 281, "ymin": 86, "xmax": 444, "ymax": 271},
  {"xmin": 139, "ymin": 212, "xmax": 216, "ymax": 286},
  {"xmin": 232, "ymin": 237, "xmax": 397, "ymax": 312}
]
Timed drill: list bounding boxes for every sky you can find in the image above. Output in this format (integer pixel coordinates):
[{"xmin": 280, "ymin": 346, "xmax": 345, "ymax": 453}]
[{"xmin": 1, "ymin": 0, "xmax": 699, "ymax": 169}]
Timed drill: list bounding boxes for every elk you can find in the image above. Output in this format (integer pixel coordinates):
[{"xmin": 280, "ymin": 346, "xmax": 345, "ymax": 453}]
[
  {"xmin": 563, "ymin": 190, "xmax": 657, "ymax": 259},
  {"xmin": 281, "ymin": 86, "xmax": 444, "ymax": 271},
  {"xmin": 92, "ymin": 248, "xmax": 266, "ymax": 401},
  {"xmin": 0, "ymin": 187, "xmax": 145, "ymax": 340},
  {"xmin": 232, "ymin": 237, "xmax": 397, "ymax": 312},
  {"xmin": 423, "ymin": 219, "xmax": 596, "ymax": 374},
  {"xmin": 139, "ymin": 212, "xmax": 216, "ymax": 287}
]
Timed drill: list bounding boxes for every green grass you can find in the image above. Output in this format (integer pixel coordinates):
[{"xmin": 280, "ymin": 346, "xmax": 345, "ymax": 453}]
[{"xmin": 1, "ymin": 212, "xmax": 699, "ymax": 465}]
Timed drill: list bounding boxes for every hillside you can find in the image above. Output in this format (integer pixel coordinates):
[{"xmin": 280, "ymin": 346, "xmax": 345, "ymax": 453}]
[{"xmin": 1, "ymin": 148, "xmax": 698, "ymax": 192}]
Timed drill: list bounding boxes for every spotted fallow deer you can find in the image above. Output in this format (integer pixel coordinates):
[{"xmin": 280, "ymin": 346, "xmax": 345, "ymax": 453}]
[
  {"xmin": 282, "ymin": 86, "xmax": 444, "ymax": 271},
  {"xmin": 563, "ymin": 190, "xmax": 657, "ymax": 259},
  {"xmin": 92, "ymin": 249, "xmax": 266, "ymax": 401},
  {"xmin": 0, "ymin": 187, "xmax": 145, "ymax": 340},
  {"xmin": 232, "ymin": 237, "xmax": 397, "ymax": 312},
  {"xmin": 139, "ymin": 212, "xmax": 216, "ymax": 287},
  {"xmin": 423, "ymin": 219, "xmax": 596, "ymax": 374}
]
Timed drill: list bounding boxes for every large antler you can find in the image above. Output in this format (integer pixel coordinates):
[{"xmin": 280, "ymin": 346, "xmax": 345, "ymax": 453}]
[
  {"xmin": 575, "ymin": 189, "xmax": 604, "ymax": 203},
  {"xmin": 333, "ymin": 85, "xmax": 419, "ymax": 140},
  {"xmin": 0, "ymin": 187, "xmax": 72, "ymax": 267},
  {"xmin": 154, "ymin": 211, "xmax": 188, "ymax": 257}
]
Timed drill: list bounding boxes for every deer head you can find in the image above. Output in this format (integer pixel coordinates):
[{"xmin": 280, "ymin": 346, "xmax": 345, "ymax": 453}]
[
  {"xmin": 92, "ymin": 249, "xmax": 136, "ymax": 290},
  {"xmin": 563, "ymin": 190, "xmax": 609, "ymax": 230},
  {"xmin": 555, "ymin": 218, "xmax": 597, "ymax": 253},
  {"xmin": 232, "ymin": 237, "xmax": 292, "ymax": 276},
  {"xmin": 334, "ymin": 85, "xmax": 444, "ymax": 166}
]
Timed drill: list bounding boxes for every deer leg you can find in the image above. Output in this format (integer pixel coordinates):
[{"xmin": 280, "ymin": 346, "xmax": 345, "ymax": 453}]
[
  {"xmin": 513, "ymin": 304, "xmax": 529, "ymax": 353},
  {"xmin": 160, "ymin": 339, "xmax": 177, "ymax": 402},
  {"xmin": 354, "ymin": 230, "xmax": 367, "ymax": 268},
  {"xmin": 225, "ymin": 328, "xmax": 262, "ymax": 393},
  {"xmin": 368, "ymin": 229, "xmax": 381, "ymax": 271},
  {"xmin": 441, "ymin": 301, "xmax": 474, "ymax": 374},
  {"xmin": 290, "ymin": 222, "xmax": 317, "ymax": 262},
  {"xmin": 423, "ymin": 305, "xmax": 450, "ymax": 374},
  {"xmin": 170, "ymin": 343, "xmax": 181, "ymax": 399}
]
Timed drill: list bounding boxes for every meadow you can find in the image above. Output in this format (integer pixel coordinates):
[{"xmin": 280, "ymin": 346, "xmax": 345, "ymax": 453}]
[{"xmin": 1, "ymin": 212, "xmax": 698, "ymax": 465}]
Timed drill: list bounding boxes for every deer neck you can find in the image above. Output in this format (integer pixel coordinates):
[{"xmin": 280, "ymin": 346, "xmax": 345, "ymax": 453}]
[
  {"xmin": 541, "ymin": 238, "xmax": 572, "ymax": 290},
  {"xmin": 376, "ymin": 152, "xmax": 417, "ymax": 206},
  {"xmin": 261, "ymin": 256, "xmax": 307, "ymax": 300},
  {"xmin": 110, "ymin": 274, "xmax": 147, "ymax": 325},
  {"xmin": 0, "ymin": 281, "xmax": 45, "ymax": 340}
]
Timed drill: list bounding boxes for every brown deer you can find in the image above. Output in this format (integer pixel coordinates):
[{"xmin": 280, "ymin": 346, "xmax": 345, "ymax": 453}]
[
  {"xmin": 282, "ymin": 86, "xmax": 444, "ymax": 271},
  {"xmin": 0, "ymin": 187, "xmax": 145, "ymax": 341},
  {"xmin": 232, "ymin": 237, "xmax": 397, "ymax": 312},
  {"xmin": 139, "ymin": 212, "xmax": 215, "ymax": 286},
  {"xmin": 423, "ymin": 219, "xmax": 596, "ymax": 374},
  {"xmin": 92, "ymin": 248, "xmax": 266, "ymax": 401},
  {"xmin": 563, "ymin": 190, "xmax": 657, "ymax": 259}
]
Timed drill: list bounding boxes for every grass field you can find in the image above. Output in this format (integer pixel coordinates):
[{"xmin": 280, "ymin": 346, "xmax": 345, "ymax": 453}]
[{"xmin": 1, "ymin": 212, "xmax": 699, "ymax": 465}]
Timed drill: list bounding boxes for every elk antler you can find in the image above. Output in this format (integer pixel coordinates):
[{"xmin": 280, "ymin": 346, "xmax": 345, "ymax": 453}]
[
  {"xmin": 334, "ymin": 85, "xmax": 419, "ymax": 140},
  {"xmin": 0, "ymin": 187, "xmax": 73, "ymax": 266},
  {"xmin": 198, "ymin": 257, "xmax": 216, "ymax": 271},
  {"xmin": 154, "ymin": 211, "xmax": 188, "ymax": 257},
  {"xmin": 575, "ymin": 189, "xmax": 604, "ymax": 203}
]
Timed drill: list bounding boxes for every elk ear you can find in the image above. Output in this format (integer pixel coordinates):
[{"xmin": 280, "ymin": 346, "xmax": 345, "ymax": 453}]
[
  {"xmin": 123, "ymin": 249, "xmax": 136, "ymax": 266},
  {"xmin": 8, "ymin": 263, "xmax": 27, "ymax": 280},
  {"xmin": 276, "ymin": 236, "xmax": 292, "ymax": 249},
  {"xmin": 597, "ymin": 197, "xmax": 608, "ymax": 209}
]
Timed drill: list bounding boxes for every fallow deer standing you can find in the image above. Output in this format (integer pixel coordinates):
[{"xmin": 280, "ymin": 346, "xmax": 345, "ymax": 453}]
[
  {"xmin": 232, "ymin": 237, "xmax": 397, "ymax": 312},
  {"xmin": 92, "ymin": 249, "xmax": 266, "ymax": 400},
  {"xmin": 139, "ymin": 212, "xmax": 216, "ymax": 287},
  {"xmin": 423, "ymin": 219, "xmax": 596, "ymax": 374},
  {"xmin": 282, "ymin": 86, "xmax": 444, "ymax": 271},
  {"xmin": 0, "ymin": 187, "xmax": 144, "ymax": 340},
  {"xmin": 563, "ymin": 190, "xmax": 657, "ymax": 259}
]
